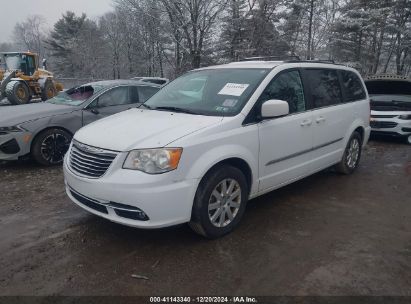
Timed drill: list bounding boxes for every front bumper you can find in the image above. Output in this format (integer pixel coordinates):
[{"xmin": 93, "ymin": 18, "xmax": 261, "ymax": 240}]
[
  {"xmin": 63, "ymin": 153, "xmax": 199, "ymax": 229},
  {"xmin": 0, "ymin": 132, "xmax": 31, "ymax": 160},
  {"xmin": 370, "ymin": 113, "xmax": 411, "ymax": 137}
]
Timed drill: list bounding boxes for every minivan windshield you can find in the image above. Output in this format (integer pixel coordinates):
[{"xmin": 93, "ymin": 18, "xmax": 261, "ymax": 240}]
[
  {"xmin": 47, "ymin": 84, "xmax": 104, "ymax": 106},
  {"xmin": 143, "ymin": 68, "xmax": 270, "ymax": 116}
]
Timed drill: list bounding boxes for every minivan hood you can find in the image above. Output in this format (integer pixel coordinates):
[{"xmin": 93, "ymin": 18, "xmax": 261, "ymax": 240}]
[
  {"xmin": 74, "ymin": 108, "xmax": 223, "ymax": 151},
  {"xmin": 0, "ymin": 103, "xmax": 76, "ymax": 126}
]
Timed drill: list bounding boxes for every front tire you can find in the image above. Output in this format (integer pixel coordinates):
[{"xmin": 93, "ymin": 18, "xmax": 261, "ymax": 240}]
[
  {"xmin": 32, "ymin": 129, "xmax": 72, "ymax": 166},
  {"xmin": 189, "ymin": 165, "xmax": 248, "ymax": 238},
  {"xmin": 335, "ymin": 131, "xmax": 362, "ymax": 175},
  {"xmin": 406, "ymin": 135, "xmax": 411, "ymax": 145},
  {"xmin": 5, "ymin": 81, "xmax": 31, "ymax": 105},
  {"xmin": 41, "ymin": 80, "xmax": 57, "ymax": 101}
]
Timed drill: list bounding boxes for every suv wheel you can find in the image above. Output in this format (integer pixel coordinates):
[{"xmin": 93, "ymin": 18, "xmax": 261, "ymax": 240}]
[
  {"xmin": 189, "ymin": 165, "xmax": 248, "ymax": 238},
  {"xmin": 406, "ymin": 135, "xmax": 411, "ymax": 145},
  {"xmin": 32, "ymin": 129, "xmax": 72, "ymax": 166},
  {"xmin": 335, "ymin": 131, "xmax": 362, "ymax": 175}
]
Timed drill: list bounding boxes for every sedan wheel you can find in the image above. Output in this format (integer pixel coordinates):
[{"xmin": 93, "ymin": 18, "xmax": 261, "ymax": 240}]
[{"xmin": 32, "ymin": 129, "xmax": 72, "ymax": 166}]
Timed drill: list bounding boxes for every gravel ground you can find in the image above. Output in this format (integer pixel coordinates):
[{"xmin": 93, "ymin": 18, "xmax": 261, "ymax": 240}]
[{"xmin": 0, "ymin": 138, "xmax": 410, "ymax": 296}]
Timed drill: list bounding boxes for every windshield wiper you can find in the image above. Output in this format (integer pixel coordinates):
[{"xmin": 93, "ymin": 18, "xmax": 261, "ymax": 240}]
[
  {"xmin": 153, "ymin": 106, "xmax": 200, "ymax": 115},
  {"xmin": 139, "ymin": 103, "xmax": 153, "ymax": 110}
]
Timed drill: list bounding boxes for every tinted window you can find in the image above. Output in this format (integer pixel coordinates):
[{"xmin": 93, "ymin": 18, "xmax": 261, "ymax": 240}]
[
  {"xmin": 139, "ymin": 86, "xmax": 159, "ymax": 102},
  {"xmin": 341, "ymin": 71, "xmax": 366, "ymax": 101},
  {"xmin": 259, "ymin": 70, "xmax": 306, "ymax": 114},
  {"xmin": 98, "ymin": 86, "xmax": 129, "ymax": 107},
  {"xmin": 307, "ymin": 69, "xmax": 342, "ymax": 108}
]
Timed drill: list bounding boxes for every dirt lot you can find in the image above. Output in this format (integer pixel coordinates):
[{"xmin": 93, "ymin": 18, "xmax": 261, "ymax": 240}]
[{"xmin": 0, "ymin": 138, "xmax": 410, "ymax": 296}]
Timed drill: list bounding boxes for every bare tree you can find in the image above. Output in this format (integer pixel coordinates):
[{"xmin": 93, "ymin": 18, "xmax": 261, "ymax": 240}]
[{"xmin": 13, "ymin": 15, "xmax": 47, "ymax": 60}]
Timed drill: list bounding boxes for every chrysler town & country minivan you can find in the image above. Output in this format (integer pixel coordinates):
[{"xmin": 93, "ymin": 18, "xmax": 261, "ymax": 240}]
[{"xmin": 63, "ymin": 60, "xmax": 371, "ymax": 238}]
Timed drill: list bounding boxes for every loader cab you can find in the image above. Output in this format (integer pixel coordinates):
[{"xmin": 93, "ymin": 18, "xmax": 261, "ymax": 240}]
[{"xmin": 0, "ymin": 52, "xmax": 38, "ymax": 76}]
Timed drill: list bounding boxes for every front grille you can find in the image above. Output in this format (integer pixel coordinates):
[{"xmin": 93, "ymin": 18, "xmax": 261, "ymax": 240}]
[
  {"xmin": 69, "ymin": 141, "xmax": 118, "ymax": 178},
  {"xmin": 370, "ymin": 121, "xmax": 398, "ymax": 129},
  {"xmin": 371, "ymin": 114, "xmax": 397, "ymax": 119}
]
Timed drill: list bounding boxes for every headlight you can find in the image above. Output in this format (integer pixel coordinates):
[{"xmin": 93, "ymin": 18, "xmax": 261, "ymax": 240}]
[
  {"xmin": 399, "ymin": 114, "xmax": 411, "ymax": 120},
  {"xmin": 0, "ymin": 126, "xmax": 25, "ymax": 133},
  {"xmin": 123, "ymin": 148, "xmax": 183, "ymax": 174}
]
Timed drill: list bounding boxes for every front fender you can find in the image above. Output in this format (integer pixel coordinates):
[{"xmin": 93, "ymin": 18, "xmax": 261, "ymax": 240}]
[{"xmin": 183, "ymin": 143, "xmax": 259, "ymax": 196}]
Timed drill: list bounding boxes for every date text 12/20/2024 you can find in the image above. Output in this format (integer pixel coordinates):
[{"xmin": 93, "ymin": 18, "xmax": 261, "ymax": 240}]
[{"xmin": 150, "ymin": 297, "xmax": 258, "ymax": 303}]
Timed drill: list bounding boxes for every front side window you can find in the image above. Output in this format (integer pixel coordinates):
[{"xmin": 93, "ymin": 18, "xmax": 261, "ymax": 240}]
[
  {"xmin": 144, "ymin": 68, "xmax": 270, "ymax": 116},
  {"xmin": 98, "ymin": 86, "xmax": 129, "ymax": 107},
  {"xmin": 306, "ymin": 69, "xmax": 342, "ymax": 108},
  {"xmin": 259, "ymin": 70, "xmax": 306, "ymax": 114},
  {"xmin": 341, "ymin": 70, "xmax": 366, "ymax": 101}
]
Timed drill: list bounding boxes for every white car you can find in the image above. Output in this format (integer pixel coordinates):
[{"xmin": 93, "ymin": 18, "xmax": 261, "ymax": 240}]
[
  {"xmin": 365, "ymin": 75, "xmax": 411, "ymax": 144},
  {"xmin": 64, "ymin": 60, "xmax": 371, "ymax": 238}
]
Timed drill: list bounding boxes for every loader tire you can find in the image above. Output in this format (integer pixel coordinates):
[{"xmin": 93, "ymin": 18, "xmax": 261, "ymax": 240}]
[
  {"xmin": 5, "ymin": 81, "xmax": 30, "ymax": 105},
  {"xmin": 41, "ymin": 80, "xmax": 56, "ymax": 101}
]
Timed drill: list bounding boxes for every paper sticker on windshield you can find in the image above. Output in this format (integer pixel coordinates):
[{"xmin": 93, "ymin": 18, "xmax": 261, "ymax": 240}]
[
  {"xmin": 222, "ymin": 99, "xmax": 239, "ymax": 107},
  {"xmin": 218, "ymin": 83, "xmax": 249, "ymax": 97}
]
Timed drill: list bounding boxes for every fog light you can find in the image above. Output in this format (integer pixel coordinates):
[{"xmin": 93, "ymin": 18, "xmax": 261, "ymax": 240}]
[{"xmin": 114, "ymin": 208, "xmax": 149, "ymax": 221}]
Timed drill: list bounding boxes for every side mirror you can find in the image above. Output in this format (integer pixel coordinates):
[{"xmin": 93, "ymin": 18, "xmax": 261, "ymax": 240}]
[{"xmin": 261, "ymin": 99, "xmax": 289, "ymax": 119}]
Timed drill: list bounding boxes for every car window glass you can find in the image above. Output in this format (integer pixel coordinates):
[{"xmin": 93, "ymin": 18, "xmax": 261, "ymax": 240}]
[
  {"xmin": 259, "ymin": 70, "xmax": 306, "ymax": 114},
  {"xmin": 341, "ymin": 71, "xmax": 366, "ymax": 101},
  {"xmin": 98, "ymin": 86, "xmax": 129, "ymax": 107},
  {"xmin": 145, "ymin": 68, "xmax": 270, "ymax": 116},
  {"xmin": 129, "ymin": 86, "xmax": 140, "ymax": 103},
  {"xmin": 307, "ymin": 69, "xmax": 342, "ymax": 108},
  {"xmin": 138, "ymin": 86, "xmax": 160, "ymax": 102}
]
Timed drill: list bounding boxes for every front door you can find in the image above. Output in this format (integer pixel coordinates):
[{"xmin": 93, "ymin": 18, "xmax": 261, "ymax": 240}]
[
  {"xmin": 82, "ymin": 86, "xmax": 140, "ymax": 126},
  {"xmin": 258, "ymin": 69, "xmax": 314, "ymax": 192}
]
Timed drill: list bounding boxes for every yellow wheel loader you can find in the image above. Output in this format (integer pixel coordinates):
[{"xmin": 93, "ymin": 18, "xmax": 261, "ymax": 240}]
[{"xmin": 0, "ymin": 52, "xmax": 63, "ymax": 105}]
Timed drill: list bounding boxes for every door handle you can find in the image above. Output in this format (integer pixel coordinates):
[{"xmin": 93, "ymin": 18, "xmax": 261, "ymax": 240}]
[
  {"xmin": 315, "ymin": 116, "xmax": 326, "ymax": 124},
  {"xmin": 300, "ymin": 119, "xmax": 312, "ymax": 127}
]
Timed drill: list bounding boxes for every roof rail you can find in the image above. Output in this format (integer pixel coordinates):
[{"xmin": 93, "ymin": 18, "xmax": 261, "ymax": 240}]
[
  {"xmin": 240, "ymin": 55, "xmax": 301, "ymax": 62},
  {"xmin": 287, "ymin": 59, "xmax": 336, "ymax": 64}
]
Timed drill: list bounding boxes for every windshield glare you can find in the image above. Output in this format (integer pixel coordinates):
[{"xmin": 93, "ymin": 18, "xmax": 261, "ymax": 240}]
[
  {"xmin": 2, "ymin": 54, "xmax": 23, "ymax": 70},
  {"xmin": 47, "ymin": 84, "xmax": 104, "ymax": 106},
  {"xmin": 145, "ymin": 68, "xmax": 270, "ymax": 116}
]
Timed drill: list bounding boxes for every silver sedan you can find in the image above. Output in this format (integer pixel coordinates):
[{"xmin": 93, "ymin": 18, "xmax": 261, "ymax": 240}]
[{"xmin": 0, "ymin": 80, "xmax": 161, "ymax": 165}]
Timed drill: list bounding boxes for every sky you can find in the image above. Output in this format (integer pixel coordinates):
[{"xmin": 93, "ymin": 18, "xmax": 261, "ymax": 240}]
[{"xmin": 0, "ymin": 0, "xmax": 113, "ymax": 43}]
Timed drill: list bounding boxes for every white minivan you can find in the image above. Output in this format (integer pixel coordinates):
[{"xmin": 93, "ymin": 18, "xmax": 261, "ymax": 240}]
[{"xmin": 63, "ymin": 60, "xmax": 371, "ymax": 238}]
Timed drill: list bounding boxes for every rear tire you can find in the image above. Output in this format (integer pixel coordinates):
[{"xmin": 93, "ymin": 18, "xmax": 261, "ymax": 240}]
[
  {"xmin": 32, "ymin": 128, "xmax": 72, "ymax": 166},
  {"xmin": 335, "ymin": 131, "xmax": 362, "ymax": 175},
  {"xmin": 189, "ymin": 165, "xmax": 248, "ymax": 238},
  {"xmin": 5, "ymin": 81, "xmax": 31, "ymax": 105},
  {"xmin": 41, "ymin": 80, "xmax": 56, "ymax": 101}
]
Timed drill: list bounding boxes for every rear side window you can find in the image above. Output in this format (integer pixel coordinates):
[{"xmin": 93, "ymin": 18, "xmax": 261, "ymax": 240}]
[
  {"xmin": 306, "ymin": 69, "xmax": 342, "ymax": 108},
  {"xmin": 340, "ymin": 71, "xmax": 366, "ymax": 101}
]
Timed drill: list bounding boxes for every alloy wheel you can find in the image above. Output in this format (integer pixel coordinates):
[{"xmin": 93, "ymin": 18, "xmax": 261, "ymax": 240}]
[
  {"xmin": 40, "ymin": 133, "xmax": 71, "ymax": 164},
  {"xmin": 208, "ymin": 178, "xmax": 242, "ymax": 228},
  {"xmin": 346, "ymin": 138, "xmax": 360, "ymax": 169}
]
